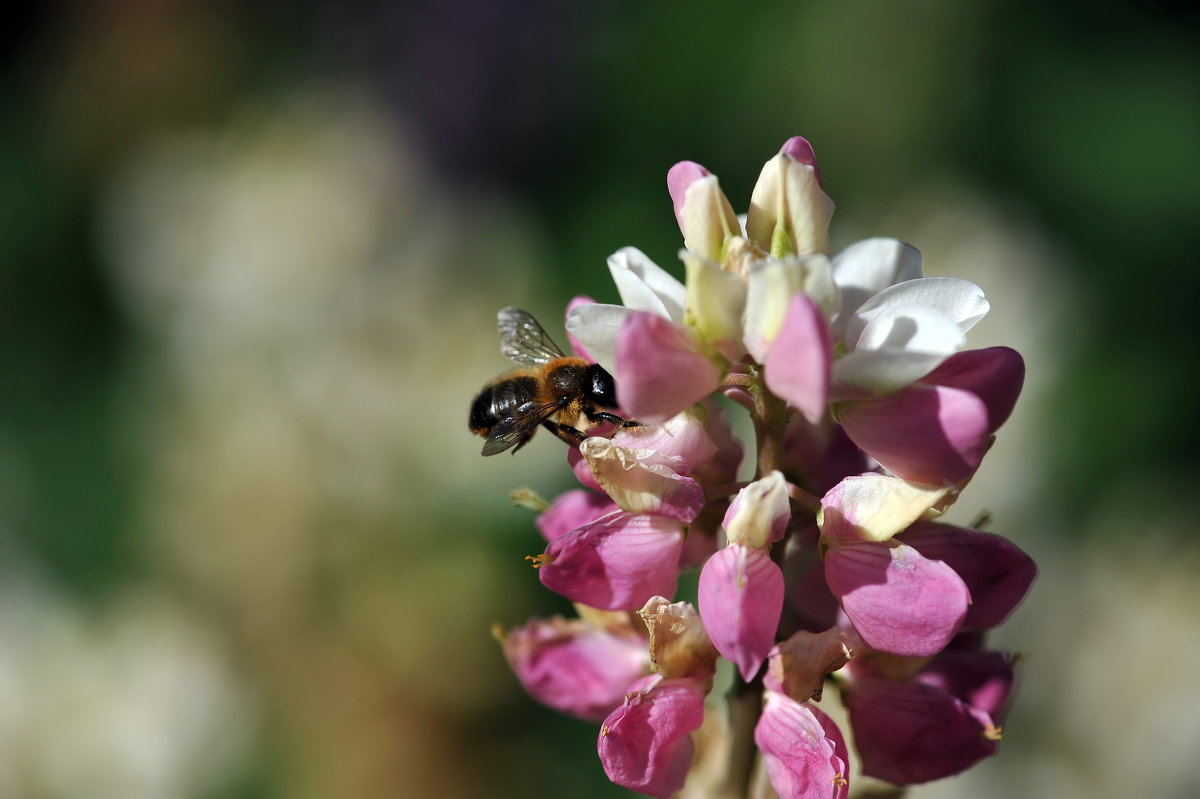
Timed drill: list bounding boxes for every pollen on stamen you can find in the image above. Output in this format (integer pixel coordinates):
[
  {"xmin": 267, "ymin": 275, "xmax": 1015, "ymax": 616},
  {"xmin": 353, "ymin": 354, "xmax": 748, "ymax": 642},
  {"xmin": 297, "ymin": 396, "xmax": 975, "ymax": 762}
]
[
  {"xmin": 983, "ymin": 724, "xmax": 1004, "ymax": 741},
  {"xmin": 833, "ymin": 773, "xmax": 848, "ymax": 789},
  {"xmin": 525, "ymin": 553, "xmax": 555, "ymax": 569},
  {"xmin": 600, "ymin": 725, "xmax": 609, "ymax": 737}
]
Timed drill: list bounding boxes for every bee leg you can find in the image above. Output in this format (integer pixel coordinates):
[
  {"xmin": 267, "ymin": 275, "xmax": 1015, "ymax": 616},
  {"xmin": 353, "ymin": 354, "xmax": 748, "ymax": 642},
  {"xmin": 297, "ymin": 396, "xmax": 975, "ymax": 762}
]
[
  {"xmin": 588, "ymin": 411, "xmax": 640, "ymax": 429},
  {"xmin": 542, "ymin": 420, "xmax": 588, "ymax": 447}
]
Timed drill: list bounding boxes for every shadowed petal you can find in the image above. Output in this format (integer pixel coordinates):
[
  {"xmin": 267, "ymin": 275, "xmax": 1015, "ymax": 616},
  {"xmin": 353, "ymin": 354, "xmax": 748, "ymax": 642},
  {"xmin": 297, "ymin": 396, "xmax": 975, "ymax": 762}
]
[
  {"xmin": 616, "ymin": 311, "xmax": 723, "ymax": 424},
  {"xmin": 919, "ymin": 346, "xmax": 1025, "ymax": 432},
  {"xmin": 764, "ymin": 293, "xmax": 833, "ymax": 423}
]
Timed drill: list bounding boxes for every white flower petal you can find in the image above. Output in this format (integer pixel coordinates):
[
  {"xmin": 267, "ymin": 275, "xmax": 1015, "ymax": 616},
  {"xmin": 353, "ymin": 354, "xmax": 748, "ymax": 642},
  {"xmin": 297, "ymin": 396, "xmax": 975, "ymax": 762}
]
[
  {"xmin": 831, "ymin": 238, "xmax": 922, "ymax": 338},
  {"xmin": 845, "ymin": 277, "xmax": 989, "ymax": 348},
  {"xmin": 608, "ymin": 247, "xmax": 686, "ymax": 324},
  {"xmin": 854, "ymin": 305, "xmax": 966, "ymax": 355},
  {"xmin": 832, "ymin": 348, "xmax": 953, "ymax": 395},
  {"xmin": 565, "ymin": 303, "xmax": 632, "ymax": 374}
]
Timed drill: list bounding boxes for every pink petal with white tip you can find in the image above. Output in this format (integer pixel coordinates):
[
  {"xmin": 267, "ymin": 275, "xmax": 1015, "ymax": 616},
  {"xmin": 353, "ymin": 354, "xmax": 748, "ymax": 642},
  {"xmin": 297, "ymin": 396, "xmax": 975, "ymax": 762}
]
[
  {"xmin": 754, "ymin": 691, "xmax": 850, "ymax": 799},
  {"xmin": 844, "ymin": 677, "xmax": 999, "ymax": 785},
  {"xmin": 838, "ymin": 383, "xmax": 991, "ymax": 485},
  {"xmin": 897, "ymin": 522, "xmax": 1037, "ymax": 631},
  {"xmin": 698, "ymin": 545, "xmax": 784, "ymax": 681},
  {"xmin": 598, "ymin": 675, "xmax": 708, "ymax": 799},
  {"xmin": 764, "ymin": 293, "xmax": 832, "ymax": 424},
  {"xmin": 723, "ymin": 471, "xmax": 790, "ymax": 548},
  {"xmin": 536, "ymin": 489, "xmax": 619, "ymax": 542},
  {"xmin": 824, "ymin": 538, "xmax": 969, "ymax": 657},
  {"xmin": 539, "ymin": 512, "xmax": 684, "ymax": 610},
  {"xmin": 616, "ymin": 311, "xmax": 723, "ymax": 424},
  {"xmin": 501, "ymin": 617, "xmax": 649, "ymax": 721}
]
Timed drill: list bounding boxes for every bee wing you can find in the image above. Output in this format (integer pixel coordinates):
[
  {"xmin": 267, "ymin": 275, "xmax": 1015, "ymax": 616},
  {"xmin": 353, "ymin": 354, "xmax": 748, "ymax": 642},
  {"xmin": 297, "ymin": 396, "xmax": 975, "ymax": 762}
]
[
  {"xmin": 481, "ymin": 399, "xmax": 561, "ymax": 456},
  {"xmin": 498, "ymin": 307, "xmax": 566, "ymax": 365}
]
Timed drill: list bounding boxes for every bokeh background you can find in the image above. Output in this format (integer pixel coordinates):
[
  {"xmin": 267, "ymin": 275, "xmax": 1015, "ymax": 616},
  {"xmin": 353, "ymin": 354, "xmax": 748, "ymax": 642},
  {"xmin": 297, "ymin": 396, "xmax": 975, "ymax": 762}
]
[{"xmin": 2, "ymin": 1, "xmax": 1198, "ymax": 797}]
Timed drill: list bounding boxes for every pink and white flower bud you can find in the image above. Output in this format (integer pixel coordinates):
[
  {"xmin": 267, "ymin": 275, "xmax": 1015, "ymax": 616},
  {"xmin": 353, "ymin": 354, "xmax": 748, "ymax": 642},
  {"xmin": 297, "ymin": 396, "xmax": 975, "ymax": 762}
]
[
  {"xmin": 763, "ymin": 627, "xmax": 852, "ymax": 703},
  {"xmin": 745, "ymin": 137, "xmax": 835, "ymax": 258},
  {"xmin": 668, "ymin": 161, "xmax": 741, "ymax": 263},
  {"xmin": 598, "ymin": 674, "xmax": 708, "ymax": 799},
  {"xmin": 844, "ymin": 675, "xmax": 1000, "ymax": 785},
  {"xmin": 723, "ymin": 471, "xmax": 791, "ymax": 549},
  {"xmin": 763, "ymin": 293, "xmax": 834, "ymax": 424},
  {"xmin": 579, "ymin": 437, "xmax": 706, "ymax": 523},
  {"xmin": 499, "ymin": 617, "xmax": 650, "ymax": 721},
  {"xmin": 698, "ymin": 544, "xmax": 784, "ymax": 681},
  {"xmin": 754, "ymin": 691, "xmax": 850, "ymax": 799},
  {"xmin": 615, "ymin": 310, "xmax": 724, "ymax": 424},
  {"xmin": 538, "ymin": 512, "xmax": 684, "ymax": 610},
  {"xmin": 638, "ymin": 596, "xmax": 719, "ymax": 680},
  {"xmin": 536, "ymin": 489, "xmax": 619, "ymax": 542},
  {"xmin": 897, "ymin": 522, "xmax": 1037, "ymax": 631},
  {"xmin": 823, "ymin": 537, "xmax": 969, "ymax": 657}
]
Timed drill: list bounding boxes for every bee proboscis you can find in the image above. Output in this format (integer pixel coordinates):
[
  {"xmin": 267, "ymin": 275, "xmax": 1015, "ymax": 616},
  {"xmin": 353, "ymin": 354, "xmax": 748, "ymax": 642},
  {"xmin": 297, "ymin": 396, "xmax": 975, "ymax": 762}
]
[{"xmin": 468, "ymin": 307, "xmax": 638, "ymax": 456}]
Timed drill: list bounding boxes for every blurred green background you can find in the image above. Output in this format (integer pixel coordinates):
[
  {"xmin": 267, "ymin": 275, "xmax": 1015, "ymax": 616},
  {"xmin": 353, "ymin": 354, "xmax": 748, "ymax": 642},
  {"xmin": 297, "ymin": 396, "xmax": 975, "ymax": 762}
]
[{"xmin": 1, "ymin": 1, "xmax": 1197, "ymax": 797}]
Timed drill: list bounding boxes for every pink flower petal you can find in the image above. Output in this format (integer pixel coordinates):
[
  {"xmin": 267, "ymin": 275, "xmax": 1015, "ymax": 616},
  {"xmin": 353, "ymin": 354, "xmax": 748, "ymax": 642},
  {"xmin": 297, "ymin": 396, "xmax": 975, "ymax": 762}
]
[
  {"xmin": 779, "ymin": 136, "xmax": 823, "ymax": 187},
  {"xmin": 916, "ymin": 648, "xmax": 1015, "ymax": 720},
  {"xmin": 844, "ymin": 677, "xmax": 999, "ymax": 785},
  {"xmin": 500, "ymin": 617, "xmax": 649, "ymax": 721},
  {"xmin": 539, "ymin": 512, "xmax": 684, "ymax": 610},
  {"xmin": 566, "ymin": 445, "xmax": 604, "ymax": 492},
  {"xmin": 608, "ymin": 399, "xmax": 744, "ymax": 487},
  {"xmin": 824, "ymin": 539, "xmax": 969, "ymax": 657},
  {"xmin": 919, "ymin": 346, "xmax": 1025, "ymax": 433},
  {"xmin": 536, "ymin": 489, "xmax": 620, "ymax": 542},
  {"xmin": 580, "ymin": 438, "xmax": 706, "ymax": 523},
  {"xmin": 598, "ymin": 675, "xmax": 708, "ymax": 799},
  {"xmin": 616, "ymin": 311, "xmax": 723, "ymax": 424},
  {"xmin": 667, "ymin": 161, "xmax": 711, "ymax": 230},
  {"xmin": 565, "ymin": 295, "xmax": 598, "ymax": 360},
  {"xmin": 764, "ymin": 294, "xmax": 833, "ymax": 424},
  {"xmin": 698, "ymin": 545, "xmax": 784, "ymax": 681},
  {"xmin": 897, "ymin": 522, "xmax": 1037, "ymax": 631},
  {"xmin": 755, "ymin": 692, "xmax": 850, "ymax": 799},
  {"xmin": 839, "ymin": 384, "xmax": 991, "ymax": 485}
]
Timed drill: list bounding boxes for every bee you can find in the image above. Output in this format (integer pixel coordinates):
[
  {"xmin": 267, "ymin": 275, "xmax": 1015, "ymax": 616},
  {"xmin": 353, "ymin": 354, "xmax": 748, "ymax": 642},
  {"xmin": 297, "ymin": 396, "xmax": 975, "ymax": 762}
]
[{"xmin": 469, "ymin": 307, "xmax": 638, "ymax": 456}]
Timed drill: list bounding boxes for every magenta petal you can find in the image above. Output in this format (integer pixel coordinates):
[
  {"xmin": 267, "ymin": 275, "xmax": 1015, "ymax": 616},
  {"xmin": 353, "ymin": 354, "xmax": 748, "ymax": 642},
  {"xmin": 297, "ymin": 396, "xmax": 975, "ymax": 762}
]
[
  {"xmin": 897, "ymin": 522, "xmax": 1037, "ymax": 631},
  {"xmin": 539, "ymin": 512, "xmax": 684, "ymax": 610},
  {"xmin": 916, "ymin": 648, "xmax": 1015, "ymax": 720},
  {"xmin": 598, "ymin": 675, "xmax": 707, "ymax": 799},
  {"xmin": 616, "ymin": 311, "xmax": 722, "ymax": 424},
  {"xmin": 824, "ymin": 539, "xmax": 969, "ymax": 657},
  {"xmin": 537, "ymin": 489, "xmax": 620, "ymax": 542},
  {"xmin": 779, "ymin": 136, "xmax": 823, "ymax": 187},
  {"xmin": 755, "ymin": 692, "xmax": 850, "ymax": 799},
  {"xmin": 501, "ymin": 618, "xmax": 649, "ymax": 721},
  {"xmin": 839, "ymin": 384, "xmax": 990, "ymax": 484},
  {"xmin": 566, "ymin": 446, "xmax": 604, "ymax": 492},
  {"xmin": 667, "ymin": 161, "xmax": 711, "ymax": 231},
  {"xmin": 698, "ymin": 545, "xmax": 784, "ymax": 681},
  {"xmin": 919, "ymin": 346, "xmax": 1024, "ymax": 432},
  {"xmin": 844, "ymin": 677, "xmax": 999, "ymax": 785},
  {"xmin": 764, "ymin": 294, "xmax": 833, "ymax": 424}
]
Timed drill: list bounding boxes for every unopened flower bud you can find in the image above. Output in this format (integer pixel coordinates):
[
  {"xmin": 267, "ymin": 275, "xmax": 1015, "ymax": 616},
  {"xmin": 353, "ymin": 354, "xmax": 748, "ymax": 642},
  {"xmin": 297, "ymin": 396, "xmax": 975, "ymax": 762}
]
[
  {"xmin": 745, "ymin": 137, "xmax": 835, "ymax": 258},
  {"xmin": 668, "ymin": 162, "xmax": 741, "ymax": 263}
]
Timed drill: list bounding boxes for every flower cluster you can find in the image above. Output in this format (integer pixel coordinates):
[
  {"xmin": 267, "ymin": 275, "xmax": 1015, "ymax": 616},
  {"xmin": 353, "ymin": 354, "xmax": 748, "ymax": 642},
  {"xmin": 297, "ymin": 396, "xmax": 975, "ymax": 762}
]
[{"xmin": 492, "ymin": 138, "xmax": 1035, "ymax": 798}]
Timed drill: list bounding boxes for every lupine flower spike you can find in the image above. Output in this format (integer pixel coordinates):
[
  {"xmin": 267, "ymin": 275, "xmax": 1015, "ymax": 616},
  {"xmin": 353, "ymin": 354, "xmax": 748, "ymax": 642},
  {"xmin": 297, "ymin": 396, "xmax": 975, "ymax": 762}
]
[{"xmin": 479, "ymin": 137, "xmax": 1035, "ymax": 798}]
